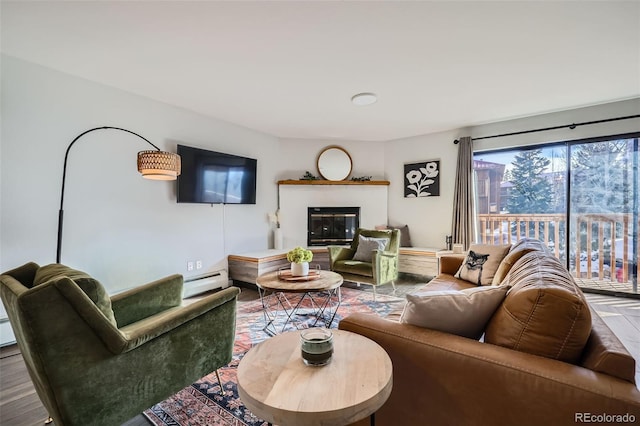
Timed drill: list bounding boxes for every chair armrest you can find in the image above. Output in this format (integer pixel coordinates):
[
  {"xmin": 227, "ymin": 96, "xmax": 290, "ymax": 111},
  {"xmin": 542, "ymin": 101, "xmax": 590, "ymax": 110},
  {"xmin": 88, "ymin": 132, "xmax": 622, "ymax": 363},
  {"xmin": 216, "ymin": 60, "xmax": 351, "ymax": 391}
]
[
  {"xmin": 377, "ymin": 250, "xmax": 398, "ymax": 259},
  {"xmin": 328, "ymin": 246, "xmax": 354, "ymax": 268},
  {"xmin": 56, "ymin": 278, "xmax": 240, "ymax": 354},
  {"xmin": 111, "ymin": 274, "xmax": 184, "ymax": 327},
  {"xmin": 1, "ymin": 262, "xmax": 39, "ymax": 288},
  {"xmin": 118, "ymin": 286, "xmax": 241, "ymax": 353},
  {"xmin": 371, "ymin": 250, "xmax": 399, "ymax": 284}
]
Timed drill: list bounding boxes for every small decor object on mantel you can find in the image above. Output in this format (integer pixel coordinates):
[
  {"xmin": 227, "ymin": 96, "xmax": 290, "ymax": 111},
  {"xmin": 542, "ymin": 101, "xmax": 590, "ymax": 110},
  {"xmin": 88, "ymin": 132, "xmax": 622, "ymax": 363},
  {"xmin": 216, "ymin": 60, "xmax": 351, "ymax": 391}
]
[
  {"xmin": 404, "ymin": 160, "xmax": 440, "ymax": 197},
  {"xmin": 350, "ymin": 176, "xmax": 372, "ymax": 181},
  {"xmin": 301, "ymin": 171, "xmax": 320, "ymax": 180},
  {"xmin": 287, "ymin": 246, "xmax": 313, "ymax": 276}
]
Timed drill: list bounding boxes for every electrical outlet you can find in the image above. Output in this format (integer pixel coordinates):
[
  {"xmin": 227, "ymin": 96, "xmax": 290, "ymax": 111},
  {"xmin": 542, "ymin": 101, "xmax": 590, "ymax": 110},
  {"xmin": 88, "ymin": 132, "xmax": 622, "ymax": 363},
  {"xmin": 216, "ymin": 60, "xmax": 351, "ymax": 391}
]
[
  {"xmin": 187, "ymin": 261, "xmax": 194, "ymax": 271},
  {"xmin": 196, "ymin": 260, "xmax": 203, "ymax": 270}
]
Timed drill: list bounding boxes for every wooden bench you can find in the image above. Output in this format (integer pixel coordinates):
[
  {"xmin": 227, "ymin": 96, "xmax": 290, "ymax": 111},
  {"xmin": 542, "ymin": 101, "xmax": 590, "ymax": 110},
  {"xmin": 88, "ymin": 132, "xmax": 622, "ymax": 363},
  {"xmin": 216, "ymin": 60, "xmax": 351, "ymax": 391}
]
[
  {"xmin": 398, "ymin": 247, "xmax": 447, "ymax": 278},
  {"xmin": 228, "ymin": 247, "xmax": 446, "ymax": 287},
  {"xmin": 228, "ymin": 249, "xmax": 330, "ymax": 287}
]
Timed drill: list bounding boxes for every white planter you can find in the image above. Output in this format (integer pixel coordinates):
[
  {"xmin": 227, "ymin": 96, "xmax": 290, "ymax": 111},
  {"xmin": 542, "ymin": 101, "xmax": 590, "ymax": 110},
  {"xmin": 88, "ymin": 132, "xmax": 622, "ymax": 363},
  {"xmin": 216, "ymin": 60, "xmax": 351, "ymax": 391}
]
[{"xmin": 291, "ymin": 262, "xmax": 309, "ymax": 277}]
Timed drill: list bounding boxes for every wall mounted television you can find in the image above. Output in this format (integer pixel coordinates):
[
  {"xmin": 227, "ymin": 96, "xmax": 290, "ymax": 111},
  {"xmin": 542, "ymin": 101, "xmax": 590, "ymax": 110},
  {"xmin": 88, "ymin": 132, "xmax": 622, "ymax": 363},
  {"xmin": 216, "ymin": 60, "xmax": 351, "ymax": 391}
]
[{"xmin": 177, "ymin": 144, "xmax": 257, "ymax": 204}]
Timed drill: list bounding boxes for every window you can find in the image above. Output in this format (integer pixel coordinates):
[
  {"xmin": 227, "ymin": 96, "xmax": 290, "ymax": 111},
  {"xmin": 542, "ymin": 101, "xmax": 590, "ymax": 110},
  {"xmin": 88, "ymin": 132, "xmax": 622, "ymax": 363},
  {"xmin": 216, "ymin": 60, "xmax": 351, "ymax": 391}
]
[{"xmin": 473, "ymin": 134, "xmax": 639, "ymax": 295}]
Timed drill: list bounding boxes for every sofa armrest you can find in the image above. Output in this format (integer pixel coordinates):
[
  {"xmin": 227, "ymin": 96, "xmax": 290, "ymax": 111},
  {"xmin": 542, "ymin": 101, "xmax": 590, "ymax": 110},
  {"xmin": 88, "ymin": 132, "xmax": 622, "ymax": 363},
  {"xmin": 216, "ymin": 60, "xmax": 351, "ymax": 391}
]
[
  {"xmin": 111, "ymin": 274, "xmax": 184, "ymax": 327},
  {"xmin": 438, "ymin": 254, "xmax": 465, "ymax": 275},
  {"xmin": 339, "ymin": 313, "xmax": 640, "ymax": 426}
]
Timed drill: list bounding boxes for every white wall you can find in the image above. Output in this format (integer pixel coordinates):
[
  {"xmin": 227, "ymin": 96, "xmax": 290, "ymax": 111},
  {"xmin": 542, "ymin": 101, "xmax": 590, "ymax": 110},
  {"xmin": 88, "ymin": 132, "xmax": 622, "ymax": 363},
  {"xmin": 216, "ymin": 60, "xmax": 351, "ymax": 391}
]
[
  {"xmin": 277, "ymin": 138, "xmax": 386, "ymax": 181},
  {"xmin": 471, "ymin": 98, "xmax": 640, "ymax": 152},
  {"xmin": 2, "ymin": 55, "xmax": 637, "ymax": 293},
  {"xmin": 275, "ymin": 138, "xmax": 388, "ymax": 247},
  {"xmin": 384, "ymin": 128, "xmax": 468, "ymax": 248},
  {"xmin": 0, "ymin": 55, "xmax": 280, "ymax": 293},
  {"xmin": 384, "ymin": 98, "xmax": 640, "ymax": 250}
]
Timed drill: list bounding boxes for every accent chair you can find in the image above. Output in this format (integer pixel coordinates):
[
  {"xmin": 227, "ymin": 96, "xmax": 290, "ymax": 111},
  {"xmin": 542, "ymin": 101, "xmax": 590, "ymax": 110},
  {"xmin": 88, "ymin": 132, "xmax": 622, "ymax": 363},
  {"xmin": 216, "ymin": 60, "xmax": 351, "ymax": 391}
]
[
  {"xmin": 328, "ymin": 228, "xmax": 400, "ymax": 300},
  {"xmin": 0, "ymin": 262, "xmax": 240, "ymax": 426}
]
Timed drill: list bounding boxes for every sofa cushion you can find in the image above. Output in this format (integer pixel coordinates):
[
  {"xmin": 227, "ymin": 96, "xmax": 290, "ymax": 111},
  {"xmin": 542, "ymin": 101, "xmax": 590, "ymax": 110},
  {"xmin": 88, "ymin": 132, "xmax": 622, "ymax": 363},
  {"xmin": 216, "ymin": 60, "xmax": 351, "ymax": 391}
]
[
  {"xmin": 34, "ymin": 264, "xmax": 117, "ymax": 326},
  {"xmin": 425, "ymin": 274, "xmax": 478, "ymax": 292},
  {"xmin": 492, "ymin": 239, "xmax": 549, "ymax": 285},
  {"xmin": 455, "ymin": 244, "xmax": 511, "ymax": 286},
  {"xmin": 400, "ymin": 285, "xmax": 509, "ymax": 339},
  {"xmin": 352, "ymin": 235, "xmax": 389, "ymax": 262},
  {"xmin": 484, "ymin": 251, "xmax": 592, "ymax": 363}
]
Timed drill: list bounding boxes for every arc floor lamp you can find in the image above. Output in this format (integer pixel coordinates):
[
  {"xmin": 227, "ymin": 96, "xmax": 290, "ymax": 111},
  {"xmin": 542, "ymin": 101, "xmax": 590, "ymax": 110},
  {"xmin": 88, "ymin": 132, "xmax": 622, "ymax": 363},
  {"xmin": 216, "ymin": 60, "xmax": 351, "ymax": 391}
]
[{"xmin": 56, "ymin": 126, "xmax": 181, "ymax": 263}]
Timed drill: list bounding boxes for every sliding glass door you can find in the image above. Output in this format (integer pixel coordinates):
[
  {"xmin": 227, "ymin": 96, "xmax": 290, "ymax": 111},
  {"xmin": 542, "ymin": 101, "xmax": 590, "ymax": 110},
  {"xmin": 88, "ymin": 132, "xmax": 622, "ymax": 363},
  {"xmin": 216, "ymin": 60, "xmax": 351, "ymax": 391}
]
[
  {"xmin": 568, "ymin": 137, "xmax": 638, "ymax": 294},
  {"xmin": 473, "ymin": 133, "xmax": 638, "ymax": 295}
]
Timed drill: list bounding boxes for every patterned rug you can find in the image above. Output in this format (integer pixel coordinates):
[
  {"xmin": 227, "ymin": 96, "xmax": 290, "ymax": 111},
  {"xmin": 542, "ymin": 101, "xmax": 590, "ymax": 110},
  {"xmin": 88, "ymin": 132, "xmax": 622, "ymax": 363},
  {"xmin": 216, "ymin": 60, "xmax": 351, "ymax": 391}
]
[{"xmin": 143, "ymin": 287, "xmax": 404, "ymax": 426}]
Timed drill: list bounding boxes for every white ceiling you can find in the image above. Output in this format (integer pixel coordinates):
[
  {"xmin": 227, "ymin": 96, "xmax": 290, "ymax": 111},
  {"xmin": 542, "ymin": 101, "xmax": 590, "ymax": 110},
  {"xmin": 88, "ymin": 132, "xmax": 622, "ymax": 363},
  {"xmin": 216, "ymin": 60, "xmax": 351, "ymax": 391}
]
[{"xmin": 2, "ymin": 1, "xmax": 639, "ymax": 142}]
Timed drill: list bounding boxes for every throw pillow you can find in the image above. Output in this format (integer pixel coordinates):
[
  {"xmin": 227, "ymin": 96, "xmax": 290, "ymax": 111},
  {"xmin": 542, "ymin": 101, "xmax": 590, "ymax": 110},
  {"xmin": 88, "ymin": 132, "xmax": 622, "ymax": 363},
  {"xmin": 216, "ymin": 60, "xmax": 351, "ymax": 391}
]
[
  {"xmin": 390, "ymin": 224, "xmax": 412, "ymax": 247},
  {"xmin": 34, "ymin": 264, "xmax": 117, "ymax": 326},
  {"xmin": 455, "ymin": 244, "xmax": 511, "ymax": 286},
  {"xmin": 399, "ymin": 285, "xmax": 509, "ymax": 339},
  {"xmin": 352, "ymin": 235, "xmax": 390, "ymax": 262},
  {"xmin": 374, "ymin": 224, "xmax": 412, "ymax": 247}
]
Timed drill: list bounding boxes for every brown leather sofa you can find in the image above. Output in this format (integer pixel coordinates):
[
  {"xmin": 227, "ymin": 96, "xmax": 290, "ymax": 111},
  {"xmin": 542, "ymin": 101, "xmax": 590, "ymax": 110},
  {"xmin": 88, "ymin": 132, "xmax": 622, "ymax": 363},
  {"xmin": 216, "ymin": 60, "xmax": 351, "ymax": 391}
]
[{"xmin": 341, "ymin": 239, "xmax": 640, "ymax": 426}]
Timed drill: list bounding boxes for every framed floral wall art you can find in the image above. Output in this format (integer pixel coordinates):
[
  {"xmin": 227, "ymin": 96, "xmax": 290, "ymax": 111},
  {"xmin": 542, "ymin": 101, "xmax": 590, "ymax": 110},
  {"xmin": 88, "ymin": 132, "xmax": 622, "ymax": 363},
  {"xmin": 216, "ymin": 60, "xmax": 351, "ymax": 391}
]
[{"xmin": 404, "ymin": 160, "xmax": 440, "ymax": 197}]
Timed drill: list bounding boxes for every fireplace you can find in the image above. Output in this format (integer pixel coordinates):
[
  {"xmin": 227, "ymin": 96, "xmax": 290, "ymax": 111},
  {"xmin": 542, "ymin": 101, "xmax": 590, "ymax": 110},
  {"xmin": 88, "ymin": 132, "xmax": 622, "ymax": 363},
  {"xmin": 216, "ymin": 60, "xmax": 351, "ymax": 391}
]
[{"xmin": 307, "ymin": 207, "xmax": 360, "ymax": 246}]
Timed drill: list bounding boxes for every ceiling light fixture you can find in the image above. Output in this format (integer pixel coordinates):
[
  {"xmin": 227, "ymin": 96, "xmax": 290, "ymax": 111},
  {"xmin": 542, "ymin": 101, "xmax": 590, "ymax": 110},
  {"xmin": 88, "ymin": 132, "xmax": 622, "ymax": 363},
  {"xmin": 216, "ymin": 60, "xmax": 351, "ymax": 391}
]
[{"xmin": 351, "ymin": 92, "xmax": 377, "ymax": 106}]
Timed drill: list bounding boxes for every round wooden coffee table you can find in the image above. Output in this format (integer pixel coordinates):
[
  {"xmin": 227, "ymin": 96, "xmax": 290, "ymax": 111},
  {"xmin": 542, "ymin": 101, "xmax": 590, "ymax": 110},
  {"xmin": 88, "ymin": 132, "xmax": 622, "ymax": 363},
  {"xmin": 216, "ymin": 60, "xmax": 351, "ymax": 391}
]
[
  {"xmin": 237, "ymin": 329, "xmax": 393, "ymax": 426},
  {"xmin": 255, "ymin": 270, "xmax": 343, "ymax": 335},
  {"xmin": 256, "ymin": 269, "xmax": 343, "ymax": 293}
]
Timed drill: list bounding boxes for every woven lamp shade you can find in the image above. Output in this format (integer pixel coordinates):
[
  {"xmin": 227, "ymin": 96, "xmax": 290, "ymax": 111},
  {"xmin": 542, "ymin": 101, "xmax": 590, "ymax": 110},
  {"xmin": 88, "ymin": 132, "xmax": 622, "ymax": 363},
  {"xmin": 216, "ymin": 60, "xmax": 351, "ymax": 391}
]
[{"xmin": 137, "ymin": 150, "xmax": 181, "ymax": 180}]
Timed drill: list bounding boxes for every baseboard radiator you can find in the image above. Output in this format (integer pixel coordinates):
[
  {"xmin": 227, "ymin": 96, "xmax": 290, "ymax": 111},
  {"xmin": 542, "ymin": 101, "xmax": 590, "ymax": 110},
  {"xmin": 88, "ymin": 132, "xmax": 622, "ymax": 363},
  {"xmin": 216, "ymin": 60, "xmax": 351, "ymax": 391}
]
[{"xmin": 183, "ymin": 270, "xmax": 230, "ymax": 298}]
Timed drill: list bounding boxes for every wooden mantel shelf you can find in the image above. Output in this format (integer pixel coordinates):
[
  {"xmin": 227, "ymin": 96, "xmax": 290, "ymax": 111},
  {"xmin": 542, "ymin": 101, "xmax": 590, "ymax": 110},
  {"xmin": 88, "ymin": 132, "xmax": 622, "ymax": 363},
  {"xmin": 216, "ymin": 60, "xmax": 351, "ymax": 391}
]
[{"xmin": 278, "ymin": 179, "xmax": 390, "ymax": 186}]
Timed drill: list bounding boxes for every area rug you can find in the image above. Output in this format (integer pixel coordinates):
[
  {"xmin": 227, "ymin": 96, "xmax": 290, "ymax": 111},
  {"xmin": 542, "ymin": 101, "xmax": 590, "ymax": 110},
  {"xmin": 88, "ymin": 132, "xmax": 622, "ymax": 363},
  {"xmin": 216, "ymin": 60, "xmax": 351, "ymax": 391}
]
[{"xmin": 143, "ymin": 287, "xmax": 403, "ymax": 426}]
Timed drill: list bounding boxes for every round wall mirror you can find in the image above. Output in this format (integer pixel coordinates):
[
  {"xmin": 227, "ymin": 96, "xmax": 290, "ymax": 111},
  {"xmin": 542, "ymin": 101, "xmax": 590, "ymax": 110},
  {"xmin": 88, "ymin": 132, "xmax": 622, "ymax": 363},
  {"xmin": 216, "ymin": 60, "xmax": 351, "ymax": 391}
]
[{"xmin": 317, "ymin": 146, "xmax": 352, "ymax": 181}]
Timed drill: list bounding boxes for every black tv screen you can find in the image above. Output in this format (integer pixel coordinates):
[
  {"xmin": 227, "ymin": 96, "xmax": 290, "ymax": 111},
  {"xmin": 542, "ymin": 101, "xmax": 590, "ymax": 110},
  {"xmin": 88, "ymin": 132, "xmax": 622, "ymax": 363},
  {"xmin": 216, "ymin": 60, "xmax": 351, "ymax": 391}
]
[{"xmin": 177, "ymin": 144, "xmax": 257, "ymax": 204}]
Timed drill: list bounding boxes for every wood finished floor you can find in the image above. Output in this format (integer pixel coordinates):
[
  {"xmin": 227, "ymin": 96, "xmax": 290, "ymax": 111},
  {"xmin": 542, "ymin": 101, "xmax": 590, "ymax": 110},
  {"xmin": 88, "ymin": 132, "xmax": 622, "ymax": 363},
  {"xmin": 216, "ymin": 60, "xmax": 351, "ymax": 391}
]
[{"xmin": 1, "ymin": 283, "xmax": 639, "ymax": 426}]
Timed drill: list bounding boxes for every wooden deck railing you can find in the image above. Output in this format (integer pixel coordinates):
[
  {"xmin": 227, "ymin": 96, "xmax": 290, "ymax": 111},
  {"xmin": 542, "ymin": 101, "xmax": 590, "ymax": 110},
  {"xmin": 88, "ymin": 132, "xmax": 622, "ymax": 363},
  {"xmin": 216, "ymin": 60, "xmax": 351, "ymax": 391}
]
[{"xmin": 478, "ymin": 213, "xmax": 638, "ymax": 292}]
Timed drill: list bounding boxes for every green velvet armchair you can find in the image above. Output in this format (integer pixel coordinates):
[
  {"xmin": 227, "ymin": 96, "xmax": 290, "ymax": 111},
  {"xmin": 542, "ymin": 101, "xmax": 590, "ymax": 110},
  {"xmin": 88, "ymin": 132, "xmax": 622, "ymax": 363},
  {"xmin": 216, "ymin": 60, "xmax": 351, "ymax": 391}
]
[
  {"xmin": 0, "ymin": 262, "xmax": 240, "ymax": 426},
  {"xmin": 328, "ymin": 228, "xmax": 400, "ymax": 300}
]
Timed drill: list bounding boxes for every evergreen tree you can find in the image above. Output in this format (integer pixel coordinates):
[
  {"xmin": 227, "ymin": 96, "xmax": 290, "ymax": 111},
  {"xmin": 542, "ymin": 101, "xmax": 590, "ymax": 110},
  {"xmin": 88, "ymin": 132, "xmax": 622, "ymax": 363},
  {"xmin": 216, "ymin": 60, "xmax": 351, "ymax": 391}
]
[
  {"xmin": 570, "ymin": 140, "xmax": 631, "ymax": 214},
  {"xmin": 505, "ymin": 149, "xmax": 553, "ymax": 239},
  {"xmin": 570, "ymin": 140, "xmax": 632, "ymax": 255},
  {"xmin": 506, "ymin": 149, "xmax": 552, "ymax": 214}
]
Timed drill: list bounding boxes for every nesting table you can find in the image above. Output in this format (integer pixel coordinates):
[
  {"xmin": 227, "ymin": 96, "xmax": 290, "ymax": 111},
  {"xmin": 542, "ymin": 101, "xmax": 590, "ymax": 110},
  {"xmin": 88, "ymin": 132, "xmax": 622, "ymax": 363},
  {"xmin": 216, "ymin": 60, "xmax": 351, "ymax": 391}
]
[
  {"xmin": 237, "ymin": 329, "xmax": 393, "ymax": 426},
  {"xmin": 255, "ymin": 269, "xmax": 343, "ymax": 335}
]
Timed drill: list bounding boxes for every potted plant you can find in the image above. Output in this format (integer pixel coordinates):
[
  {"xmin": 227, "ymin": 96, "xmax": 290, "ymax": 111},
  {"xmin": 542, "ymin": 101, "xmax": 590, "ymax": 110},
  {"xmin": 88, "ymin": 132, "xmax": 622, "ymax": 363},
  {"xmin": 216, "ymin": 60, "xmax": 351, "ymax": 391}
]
[{"xmin": 287, "ymin": 246, "xmax": 313, "ymax": 276}]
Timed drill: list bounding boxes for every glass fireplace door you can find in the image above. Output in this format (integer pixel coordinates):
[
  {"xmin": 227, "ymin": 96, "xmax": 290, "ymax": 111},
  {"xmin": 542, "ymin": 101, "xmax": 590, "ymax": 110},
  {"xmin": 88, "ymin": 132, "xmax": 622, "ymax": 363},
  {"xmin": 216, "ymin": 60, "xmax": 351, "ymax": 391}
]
[{"xmin": 307, "ymin": 207, "xmax": 360, "ymax": 246}]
